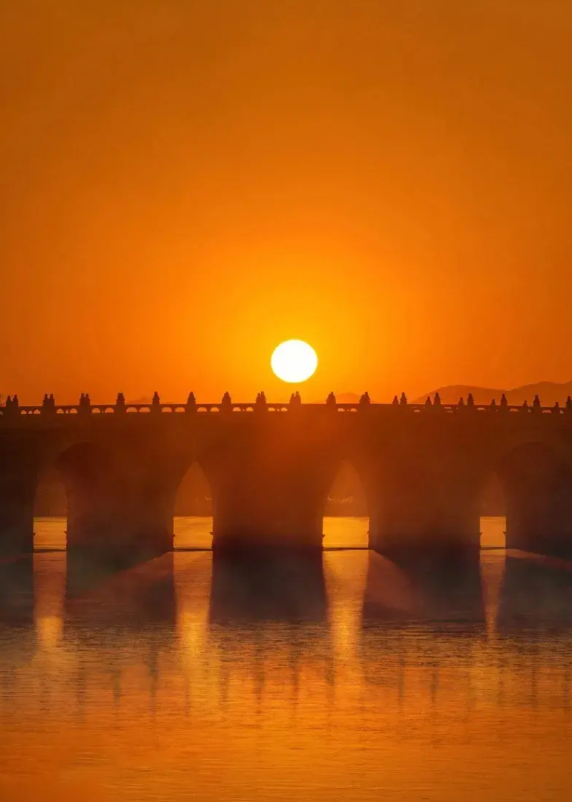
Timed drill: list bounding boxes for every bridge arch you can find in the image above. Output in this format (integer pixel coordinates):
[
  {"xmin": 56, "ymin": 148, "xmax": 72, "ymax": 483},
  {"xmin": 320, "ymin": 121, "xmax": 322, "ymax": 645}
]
[
  {"xmin": 322, "ymin": 459, "xmax": 370, "ymax": 548},
  {"xmin": 173, "ymin": 459, "xmax": 214, "ymax": 549}
]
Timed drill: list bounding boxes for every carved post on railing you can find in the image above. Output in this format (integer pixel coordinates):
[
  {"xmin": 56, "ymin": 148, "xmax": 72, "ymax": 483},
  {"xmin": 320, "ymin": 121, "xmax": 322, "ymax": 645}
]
[
  {"xmin": 326, "ymin": 392, "xmax": 336, "ymax": 407},
  {"xmin": 78, "ymin": 393, "xmax": 92, "ymax": 414},
  {"xmin": 151, "ymin": 392, "xmax": 161, "ymax": 413},
  {"xmin": 41, "ymin": 394, "xmax": 56, "ymax": 415},
  {"xmin": 521, "ymin": 400, "xmax": 529, "ymax": 413},
  {"xmin": 115, "ymin": 393, "xmax": 126, "ymax": 413},
  {"xmin": 360, "ymin": 392, "xmax": 371, "ymax": 409},
  {"xmin": 4, "ymin": 395, "xmax": 20, "ymax": 417},
  {"xmin": 489, "ymin": 398, "xmax": 497, "ymax": 411},
  {"xmin": 533, "ymin": 394, "xmax": 541, "ymax": 412},
  {"xmin": 392, "ymin": 395, "xmax": 399, "ymax": 406},
  {"xmin": 289, "ymin": 391, "xmax": 302, "ymax": 410},
  {"xmin": 220, "ymin": 392, "xmax": 232, "ymax": 413},
  {"xmin": 399, "ymin": 392, "xmax": 407, "ymax": 406},
  {"xmin": 457, "ymin": 397, "xmax": 465, "ymax": 409},
  {"xmin": 424, "ymin": 396, "xmax": 432, "ymax": 409},
  {"xmin": 254, "ymin": 391, "xmax": 267, "ymax": 413},
  {"xmin": 500, "ymin": 393, "xmax": 508, "ymax": 411},
  {"xmin": 185, "ymin": 392, "xmax": 197, "ymax": 413}
]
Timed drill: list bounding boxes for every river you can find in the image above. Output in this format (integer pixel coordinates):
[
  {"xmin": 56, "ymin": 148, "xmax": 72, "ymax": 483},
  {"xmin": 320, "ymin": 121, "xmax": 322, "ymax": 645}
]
[{"xmin": 1, "ymin": 517, "xmax": 571, "ymax": 800}]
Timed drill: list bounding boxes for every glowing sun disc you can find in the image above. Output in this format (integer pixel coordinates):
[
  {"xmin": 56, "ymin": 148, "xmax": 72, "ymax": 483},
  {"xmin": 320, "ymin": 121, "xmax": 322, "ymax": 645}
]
[{"xmin": 271, "ymin": 340, "xmax": 318, "ymax": 383}]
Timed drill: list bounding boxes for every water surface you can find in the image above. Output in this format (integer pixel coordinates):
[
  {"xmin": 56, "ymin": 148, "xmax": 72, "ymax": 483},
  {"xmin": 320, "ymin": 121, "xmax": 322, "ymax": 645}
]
[{"xmin": 2, "ymin": 518, "xmax": 571, "ymax": 801}]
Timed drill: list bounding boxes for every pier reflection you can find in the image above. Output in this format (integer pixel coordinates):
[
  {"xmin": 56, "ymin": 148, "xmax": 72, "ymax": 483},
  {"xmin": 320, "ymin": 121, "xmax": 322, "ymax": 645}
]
[
  {"xmin": 207, "ymin": 552, "xmax": 332, "ymax": 709},
  {"xmin": 0, "ymin": 558, "xmax": 36, "ymax": 697},
  {"xmin": 64, "ymin": 552, "xmax": 178, "ymax": 631},
  {"xmin": 0, "ymin": 557, "xmax": 35, "ymax": 628},
  {"xmin": 362, "ymin": 552, "xmax": 485, "ymax": 623},
  {"xmin": 358, "ymin": 553, "xmax": 486, "ymax": 704},
  {"xmin": 498, "ymin": 551, "xmax": 572, "ymax": 631},
  {"xmin": 209, "ymin": 552, "xmax": 328, "ymax": 624}
]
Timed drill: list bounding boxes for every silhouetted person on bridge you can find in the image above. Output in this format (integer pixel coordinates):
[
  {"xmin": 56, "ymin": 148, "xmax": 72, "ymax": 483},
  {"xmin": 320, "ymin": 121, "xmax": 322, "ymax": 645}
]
[{"xmin": 326, "ymin": 392, "xmax": 336, "ymax": 406}]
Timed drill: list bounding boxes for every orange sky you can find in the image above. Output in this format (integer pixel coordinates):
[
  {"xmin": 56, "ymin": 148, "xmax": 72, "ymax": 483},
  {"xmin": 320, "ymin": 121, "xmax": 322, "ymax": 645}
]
[{"xmin": 2, "ymin": 1, "xmax": 572, "ymax": 403}]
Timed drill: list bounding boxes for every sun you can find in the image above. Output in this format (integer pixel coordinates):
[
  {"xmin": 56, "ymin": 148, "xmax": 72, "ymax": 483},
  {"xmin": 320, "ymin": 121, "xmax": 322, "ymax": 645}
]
[{"xmin": 271, "ymin": 340, "xmax": 318, "ymax": 383}]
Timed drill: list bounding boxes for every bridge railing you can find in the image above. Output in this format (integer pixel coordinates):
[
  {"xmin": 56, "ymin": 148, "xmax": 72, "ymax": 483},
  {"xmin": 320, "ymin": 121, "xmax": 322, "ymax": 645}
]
[{"xmin": 1, "ymin": 395, "xmax": 572, "ymax": 417}]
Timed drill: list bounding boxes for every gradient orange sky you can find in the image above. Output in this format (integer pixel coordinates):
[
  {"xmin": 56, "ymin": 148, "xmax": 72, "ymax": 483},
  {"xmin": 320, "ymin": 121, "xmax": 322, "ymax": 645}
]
[{"xmin": 2, "ymin": 1, "xmax": 572, "ymax": 403}]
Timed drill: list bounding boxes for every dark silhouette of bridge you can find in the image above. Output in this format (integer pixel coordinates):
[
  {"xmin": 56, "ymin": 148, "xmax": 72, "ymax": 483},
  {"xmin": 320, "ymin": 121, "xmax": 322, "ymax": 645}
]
[{"xmin": 2, "ymin": 391, "xmax": 572, "ymax": 563}]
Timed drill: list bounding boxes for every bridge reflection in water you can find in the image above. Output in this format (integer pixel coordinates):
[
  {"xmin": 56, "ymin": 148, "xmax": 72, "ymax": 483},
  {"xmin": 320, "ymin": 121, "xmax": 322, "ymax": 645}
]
[{"xmin": 1, "ymin": 523, "xmax": 572, "ymax": 800}]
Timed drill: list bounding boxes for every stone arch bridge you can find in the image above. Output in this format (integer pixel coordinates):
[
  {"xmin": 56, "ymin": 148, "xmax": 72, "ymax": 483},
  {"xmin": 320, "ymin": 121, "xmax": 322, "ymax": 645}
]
[{"xmin": 1, "ymin": 393, "xmax": 572, "ymax": 562}]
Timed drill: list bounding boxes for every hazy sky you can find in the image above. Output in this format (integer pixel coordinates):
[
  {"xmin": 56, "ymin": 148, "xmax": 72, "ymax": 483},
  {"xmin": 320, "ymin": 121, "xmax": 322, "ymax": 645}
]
[{"xmin": 2, "ymin": 1, "xmax": 572, "ymax": 402}]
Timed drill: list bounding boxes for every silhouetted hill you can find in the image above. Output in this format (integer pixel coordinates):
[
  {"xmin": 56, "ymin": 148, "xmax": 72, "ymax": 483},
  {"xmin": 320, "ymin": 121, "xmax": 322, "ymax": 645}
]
[{"xmin": 414, "ymin": 381, "xmax": 572, "ymax": 406}]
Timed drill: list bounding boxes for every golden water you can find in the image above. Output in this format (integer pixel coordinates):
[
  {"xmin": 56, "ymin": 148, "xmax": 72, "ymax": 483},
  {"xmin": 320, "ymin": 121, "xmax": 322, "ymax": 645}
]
[{"xmin": 1, "ymin": 518, "xmax": 571, "ymax": 801}]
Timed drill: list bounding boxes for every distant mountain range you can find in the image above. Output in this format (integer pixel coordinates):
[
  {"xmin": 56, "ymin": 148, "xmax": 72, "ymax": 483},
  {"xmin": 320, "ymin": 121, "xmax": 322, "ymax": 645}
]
[{"xmin": 413, "ymin": 381, "xmax": 572, "ymax": 406}]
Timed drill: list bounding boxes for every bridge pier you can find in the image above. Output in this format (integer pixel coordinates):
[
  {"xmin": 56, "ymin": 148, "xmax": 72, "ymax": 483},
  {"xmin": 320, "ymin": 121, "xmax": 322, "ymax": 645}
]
[
  {"xmin": 0, "ymin": 460, "xmax": 35, "ymax": 556},
  {"xmin": 0, "ymin": 494, "xmax": 34, "ymax": 556},
  {"xmin": 66, "ymin": 479, "xmax": 175, "ymax": 568},
  {"xmin": 210, "ymin": 456, "xmax": 325, "ymax": 553},
  {"xmin": 497, "ymin": 442, "xmax": 572, "ymax": 558},
  {"xmin": 368, "ymin": 458, "xmax": 481, "ymax": 562},
  {"xmin": 194, "ymin": 430, "xmax": 339, "ymax": 554},
  {"xmin": 505, "ymin": 477, "xmax": 572, "ymax": 558}
]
